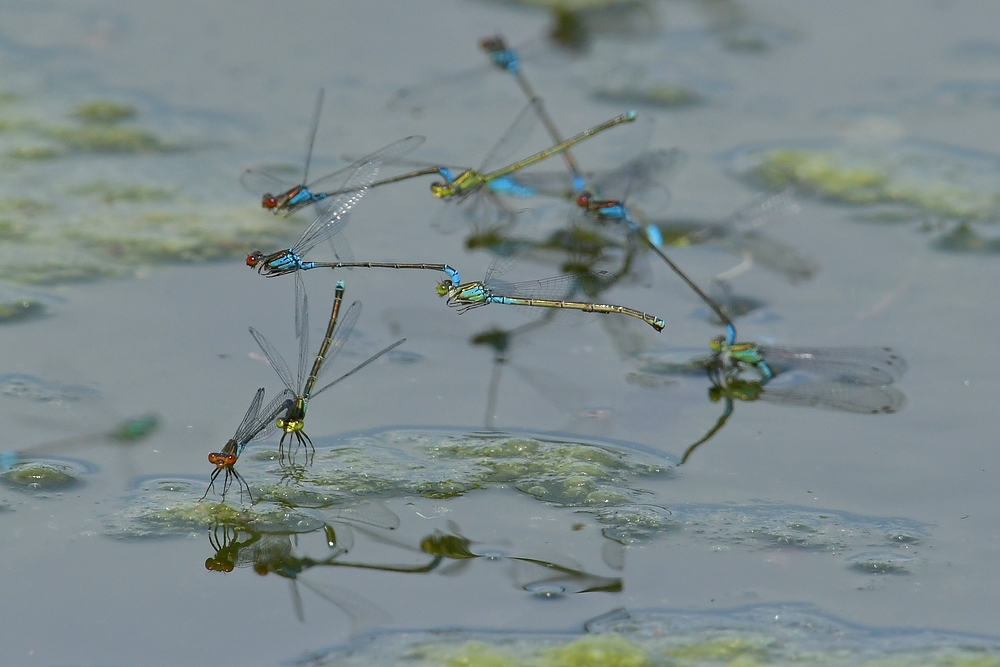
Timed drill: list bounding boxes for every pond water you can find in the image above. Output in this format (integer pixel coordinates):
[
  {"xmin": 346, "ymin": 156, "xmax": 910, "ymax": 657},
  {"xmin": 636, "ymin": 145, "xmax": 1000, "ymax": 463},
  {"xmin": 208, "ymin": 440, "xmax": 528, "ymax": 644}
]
[{"xmin": 1, "ymin": 1, "xmax": 1000, "ymax": 665}]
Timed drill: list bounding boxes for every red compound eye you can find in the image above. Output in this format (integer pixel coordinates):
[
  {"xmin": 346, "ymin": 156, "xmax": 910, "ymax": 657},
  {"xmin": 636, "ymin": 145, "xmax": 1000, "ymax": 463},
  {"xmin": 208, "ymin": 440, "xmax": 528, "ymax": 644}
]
[
  {"xmin": 576, "ymin": 192, "xmax": 592, "ymax": 207},
  {"xmin": 262, "ymin": 194, "xmax": 277, "ymax": 209},
  {"xmin": 246, "ymin": 252, "xmax": 261, "ymax": 268}
]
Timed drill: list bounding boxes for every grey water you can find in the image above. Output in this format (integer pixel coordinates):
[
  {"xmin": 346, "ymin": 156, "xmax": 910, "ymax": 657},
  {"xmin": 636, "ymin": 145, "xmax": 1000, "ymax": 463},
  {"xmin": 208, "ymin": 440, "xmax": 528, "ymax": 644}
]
[{"xmin": 1, "ymin": 1, "xmax": 1000, "ymax": 665}]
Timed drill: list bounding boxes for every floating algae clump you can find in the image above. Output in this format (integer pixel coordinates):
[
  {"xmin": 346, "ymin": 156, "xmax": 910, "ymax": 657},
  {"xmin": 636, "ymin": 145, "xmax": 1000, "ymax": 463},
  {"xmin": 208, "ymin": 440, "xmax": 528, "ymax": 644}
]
[
  {"xmin": 271, "ymin": 429, "xmax": 672, "ymax": 507},
  {"xmin": 70, "ymin": 182, "xmax": 175, "ymax": 205},
  {"xmin": 295, "ymin": 604, "xmax": 1000, "ymax": 667},
  {"xmin": 728, "ymin": 139, "xmax": 1000, "ymax": 221},
  {"xmin": 46, "ymin": 125, "xmax": 167, "ymax": 153},
  {"xmin": 73, "ymin": 101, "xmax": 138, "ymax": 124},
  {"xmin": 106, "ymin": 430, "xmax": 672, "ymax": 538},
  {"xmin": 0, "ymin": 460, "xmax": 83, "ymax": 490}
]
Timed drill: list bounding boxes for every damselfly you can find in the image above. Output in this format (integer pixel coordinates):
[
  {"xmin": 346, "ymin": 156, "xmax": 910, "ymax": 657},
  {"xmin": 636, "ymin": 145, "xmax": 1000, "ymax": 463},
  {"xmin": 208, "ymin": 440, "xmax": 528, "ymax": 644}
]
[
  {"xmin": 437, "ymin": 257, "xmax": 665, "ymax": 331},
  {"xmin": 240, "ymin": 89, "xmax": 424, "ymax": 218},
  {"xmin": 202, "ymin": 387, "xmax": 294, "ymax": 502},
  {"xmin": 577, "ymin": 141, "xmax": 736, "ymax": 343},
  {"xmin": 326, "ymin": 106, "xmax": 637, "ymax": 230},
  {"xmin": 250, "ymin": 281, "xmax": 405, "ymax": 461},
  {"xmin": 708, "ymin": 336, "xmax": 908, "ymax": 385}
]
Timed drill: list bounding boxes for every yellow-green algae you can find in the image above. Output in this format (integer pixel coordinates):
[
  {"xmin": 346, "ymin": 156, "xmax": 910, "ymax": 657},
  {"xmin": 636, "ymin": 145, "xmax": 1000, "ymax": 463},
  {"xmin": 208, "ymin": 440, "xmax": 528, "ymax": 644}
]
[
  {"xmin": 45, "ymin": 125, "xmax": 169, "ymax": 153},
  {"xmin": 106, "ymin": 431, "xmax": 671, "ymax": 538},
  {"xmin": 0, "ymin": 204, "xmax": 297, "ymax": 284},
  {"xmin": 0, "ymin": 461, "xmax": 81, "ymax": 490},
  {"xmin": 730, "ymin": 140, "xmax": 1000, "ymax": 221},
  {"xmin": 70, "ymin": 182, "xmax": 176, "ymax": 205},
  {"xmin": 73, "ymin": 101, "xmax": 137, "ymax": 124},
  {"xmin": 293, "ymin": 607, "xmax": 1000, "ymax": 667}
]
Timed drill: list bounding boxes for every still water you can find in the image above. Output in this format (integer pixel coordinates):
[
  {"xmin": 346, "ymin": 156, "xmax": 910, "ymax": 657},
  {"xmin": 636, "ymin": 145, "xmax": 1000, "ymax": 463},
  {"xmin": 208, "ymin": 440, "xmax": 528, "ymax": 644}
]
[{"xmin": 1, "ymin": 1, "xmax": 999, "ymax": 665}]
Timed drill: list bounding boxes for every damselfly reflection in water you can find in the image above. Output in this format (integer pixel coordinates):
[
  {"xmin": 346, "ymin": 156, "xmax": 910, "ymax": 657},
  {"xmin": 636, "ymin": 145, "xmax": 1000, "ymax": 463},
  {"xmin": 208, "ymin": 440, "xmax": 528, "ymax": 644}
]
[
  {"xmin": 437, "ymin": 256, "xmax": 665, "ymax": 331},
  {"xmin": 249, "ymin": 281, "xmax": 405, "ymax": 463},
  {"xmin": 240, "ymin": 89, "xmax": 424, "ymax": 219},
  {"xmin": 202, "ymin": 387, "xmax": 294, "ymax": 502},
  {"xmin": 206, "ymin": 503, "xmax": 400, "ymax": 624},
  {"xmin": 679, "ymin": 374, "xmax": 907, "ymax": 464},
  {"xmin": 0, "ymin": 412, "xmax": 159, "ymax": 472}
]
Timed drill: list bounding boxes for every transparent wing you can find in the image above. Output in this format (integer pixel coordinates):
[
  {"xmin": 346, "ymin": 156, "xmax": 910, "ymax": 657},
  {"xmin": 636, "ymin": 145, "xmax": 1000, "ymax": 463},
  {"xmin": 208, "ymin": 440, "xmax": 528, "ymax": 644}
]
[
  {"xmin": 231, "ymin": 387, "xmax": 266, "ymax": 444},
  {"xmin": 760, "ymin": 346, "xmax": 907, "ymax": 385},
  {"xmin": 478, "ymin": 101, "xmax": 542, "ymax": 175},
  {"xmin": 292, "ymin": 160, "xmax": 381, "ymax": 257},
  {"xmin": 248, "ymin": 388, "xmax": 297, "ymax": 443},
  {"xmin": 301, "ymin": 88, "xmax": 325, "ymax": 185},
  {"xmin": 325, "ymin": 501, "xmax": 401, "ymax": 530},
  {"xmin": 388, "ymin": 61, "xmax": 497, "ymax": 114},
  {"xmin": 761, "ymin": 381, "xmax": 906, "ymax": 413},
  {"xmin": 688, "ymin": 188, "xmax": 799, "ymax": 243},
  {"xmin": 712, "ymin": 233, "xmax": 817, "ymax": 283},
  {"xmin": 308, "ymin": 135, "xmax": 426, "ymax": 194},
  {"xmin": 481, "ymin": 254, "xmax": 519, "ymax": 285},
  {"xmin": 239, "ymin": 168, "xmax": 296, "ymax": 197},
  {"xmin": 296, "ymin": 283, "xmax": 310, "ymax": 395},
  {"xmin": 312, "ymin": 338, "xmax": 405, "ymax": 398},
  {"xmin": 294, "ymin": 273, "xmax": 307, "ymax": 340},
  {"xmin": 249, "ymin": 327, "xmax": 297, "ymax": 394},
  {"xmin": 309, "ymin": 300, "xmax": 363, "ymax": 389},
  {"xmin": 494, "ymin": 274, "xmax": 580, "ymax": 301},
  {"xmin": 589, "ymin": 148, "xmax": 685, "ymax": 202}
]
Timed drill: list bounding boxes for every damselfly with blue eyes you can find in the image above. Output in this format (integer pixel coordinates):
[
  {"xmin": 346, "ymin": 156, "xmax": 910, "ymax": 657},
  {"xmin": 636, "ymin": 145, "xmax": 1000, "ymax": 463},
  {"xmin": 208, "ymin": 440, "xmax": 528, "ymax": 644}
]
[
  {"xmin": 707, "ymin": 336, "xmax": 908, "ymax": 385},
  {"xmin": 250, "ymin": 281, "xmax": 404, "ymax": 462},
  {"xmin": 436, "ymin": 257, "xmax": 665, "ymax": 331},
  {"xmin": 202, "ymin": 387, "xmax": 295, "ymax": 502},
  {"xmin": 240, "ymin": 89, "xmax": 424, "ymax": 218}
]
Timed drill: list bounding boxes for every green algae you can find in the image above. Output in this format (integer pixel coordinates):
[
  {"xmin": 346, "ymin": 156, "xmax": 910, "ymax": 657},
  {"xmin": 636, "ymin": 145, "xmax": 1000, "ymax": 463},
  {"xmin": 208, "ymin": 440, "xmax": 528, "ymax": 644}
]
[
  {"xmin": 106, "ymin": 431, "xmax": 671, "ymax": 538},
  {"xmin": 0, "ymin": 205, "xmax": 296, "ymax": 284},
  {"xmin": 46, "ymin": 125, "xmax": 169, "ymax": 153},
  {"xmin": 543, "ymin": 635, "xmax": 650, "ymax": 667},
  {"xmin": 8, "ymin": 145, "xmax": 61, "ymax": 160},
  {"xmin": 0, "ymin": 298, "xmax": 45, "ymax": 322},
  {"xmin": 593, "ymin": 504, "xmax": 677, "ymax": 544},
  {"xmin": 70, "ymin": 182, "xmax": 176, "ymax": 205},
  {"xmin": 0, "ymin": 461, "xmax": 81, "ymax": 490},
  {"xmin": 73, "ymin": 101, "xmax": 138, "ymax": 124},
  {"xmin": 294, "ymin": 606, "xmax": 1000, "ymax": 667},
  {"xmin": 729, "ymin": 140, "xmax": 1000, "ymax": 221}
]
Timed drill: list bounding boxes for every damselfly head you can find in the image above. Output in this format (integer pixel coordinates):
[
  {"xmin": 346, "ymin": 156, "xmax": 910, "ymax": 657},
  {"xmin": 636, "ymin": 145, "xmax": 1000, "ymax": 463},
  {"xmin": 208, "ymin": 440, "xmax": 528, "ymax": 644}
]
[
  {"xmin": 246, "ymin": 251, "xmax": 263, "ymax": 268},
  {"xmin": 205, "ymin": 557, "xmax": 235, "ymax": 573},
  {"xmin": 208, "ymin": 452, "xmax": 238, "ymax": 469},
  {"xmin": 709, "ymin": 336, "xmax": 726, "ymax": 352},
  {"xmin": 435, "ymin": 280, "xmax": 452, "ymax": 296},
  {"xmin": 261, "ymin": 194, "xmax": 278, "ymax": 209},
  {"xmin": 479, "ymin": 35, "xmax": 507, "ymax": 52},
  {"xmin": 430, "ymin": 181, "xmax": 450, "ymax": 198},
  {"xmin": 576, "ymin": 191, "xmax": 593, "ymax": 208}
]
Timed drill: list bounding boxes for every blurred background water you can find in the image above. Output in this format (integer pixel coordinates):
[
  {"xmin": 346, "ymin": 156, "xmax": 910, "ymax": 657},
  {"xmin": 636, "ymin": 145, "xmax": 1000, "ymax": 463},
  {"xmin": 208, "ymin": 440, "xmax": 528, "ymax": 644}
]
[{"xmin": 1, "ymin": 1, "xmax": 1000, "ymax": 665}]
